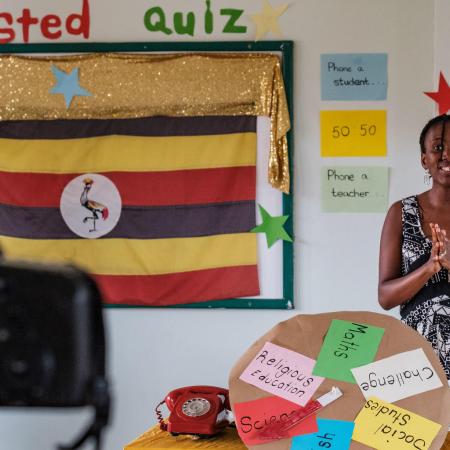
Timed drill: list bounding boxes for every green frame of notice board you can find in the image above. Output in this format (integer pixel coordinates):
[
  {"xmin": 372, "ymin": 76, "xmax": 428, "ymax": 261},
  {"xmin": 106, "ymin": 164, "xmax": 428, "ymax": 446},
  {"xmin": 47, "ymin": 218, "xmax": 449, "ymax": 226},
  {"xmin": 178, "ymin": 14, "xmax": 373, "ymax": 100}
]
[{"xmin": 0, "ymin": 40, "xmax": 294, "ymax": 310}]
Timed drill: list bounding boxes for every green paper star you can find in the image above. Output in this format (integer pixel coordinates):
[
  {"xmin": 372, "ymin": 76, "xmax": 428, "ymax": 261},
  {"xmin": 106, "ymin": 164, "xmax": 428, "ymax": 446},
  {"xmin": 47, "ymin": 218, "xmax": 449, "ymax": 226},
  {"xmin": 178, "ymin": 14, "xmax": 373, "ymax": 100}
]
[{"xmin": 251, "ymin": 204, "xmax": 292, "ymax": 248}]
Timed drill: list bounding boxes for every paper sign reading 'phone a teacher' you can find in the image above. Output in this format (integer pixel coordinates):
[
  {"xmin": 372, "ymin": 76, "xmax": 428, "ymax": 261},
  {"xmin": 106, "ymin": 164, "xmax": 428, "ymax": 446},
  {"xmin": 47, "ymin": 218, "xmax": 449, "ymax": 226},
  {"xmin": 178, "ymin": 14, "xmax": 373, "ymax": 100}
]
[
  {"xmin": 353, "ymin": 396, "xmax": 441, "ymax": 450},
  {"xmin": 351, "ymin": 348, "xmax": 443, "ymax": 402},
  {"xmin": 239, "ymin": 342, "xmax": 324, "ymax": 406},
  {"xmin": 234, "ymin": 395, "xmax": 318, "ymax": 446},
  {"xmin": 321, "ymin": 166, "xmax": 389, "ymax": 213},
  {"xmin": 312, "ymin": 320, "xmax": 384, "ymax": 383}
]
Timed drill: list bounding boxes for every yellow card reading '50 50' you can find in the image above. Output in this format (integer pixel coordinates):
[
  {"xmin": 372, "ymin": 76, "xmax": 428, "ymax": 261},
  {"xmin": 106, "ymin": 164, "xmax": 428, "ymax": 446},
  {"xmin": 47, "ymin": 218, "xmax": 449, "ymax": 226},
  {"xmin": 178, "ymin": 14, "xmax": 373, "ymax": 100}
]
[
  {"xmin": 321, "ymin": 110, "xmax": 387, "ymax": 157},
  {"xmin": 353, "ymin": 396, "xmax": 441, "ymax": 450}
]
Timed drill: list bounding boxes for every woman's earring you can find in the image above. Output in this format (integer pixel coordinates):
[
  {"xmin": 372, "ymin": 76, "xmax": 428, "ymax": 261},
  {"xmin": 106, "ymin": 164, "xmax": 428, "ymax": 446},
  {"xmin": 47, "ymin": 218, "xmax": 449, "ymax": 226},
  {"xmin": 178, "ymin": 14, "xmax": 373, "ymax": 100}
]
[{"xmin": 424, "ymin": 169, "xmax": 431, "ymax": 186}]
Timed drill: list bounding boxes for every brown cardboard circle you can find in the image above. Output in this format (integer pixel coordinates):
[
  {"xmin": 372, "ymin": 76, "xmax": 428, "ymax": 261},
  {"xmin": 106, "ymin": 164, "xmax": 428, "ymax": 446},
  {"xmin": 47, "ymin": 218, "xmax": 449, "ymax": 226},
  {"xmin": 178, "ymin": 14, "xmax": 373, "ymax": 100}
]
[{"xmin": 228, "ymin": 311, "xmax": 450, "ymax": 450}]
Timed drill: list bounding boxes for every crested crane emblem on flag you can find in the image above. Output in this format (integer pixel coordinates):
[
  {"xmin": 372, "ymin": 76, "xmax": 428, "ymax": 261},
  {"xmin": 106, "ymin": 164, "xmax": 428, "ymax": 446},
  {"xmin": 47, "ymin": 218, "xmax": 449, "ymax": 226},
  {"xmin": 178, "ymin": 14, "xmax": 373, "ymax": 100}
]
[
  {"xmin": 60, "ymin": 174, "xmax": 122, "ymax": 239},
  {"xmin": 81, "ymin": 178, "xmax": 110, "ymax": 231}
]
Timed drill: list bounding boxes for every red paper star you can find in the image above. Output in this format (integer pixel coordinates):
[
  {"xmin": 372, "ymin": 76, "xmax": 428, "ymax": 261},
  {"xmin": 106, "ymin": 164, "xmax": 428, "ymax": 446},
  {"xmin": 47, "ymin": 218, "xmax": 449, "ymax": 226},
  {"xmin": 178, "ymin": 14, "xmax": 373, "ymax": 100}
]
[{"xmin": 424, "ymin": 72, "xmax": 450, "ymax": 115}]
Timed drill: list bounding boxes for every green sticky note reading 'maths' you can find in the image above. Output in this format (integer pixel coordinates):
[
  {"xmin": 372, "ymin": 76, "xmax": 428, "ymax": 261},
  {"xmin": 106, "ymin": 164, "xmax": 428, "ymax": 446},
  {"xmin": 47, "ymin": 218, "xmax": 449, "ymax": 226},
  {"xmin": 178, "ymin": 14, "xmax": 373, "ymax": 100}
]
[{"xmin": 312, "ymin": 319, "xmax": 384, "ymax": 383}]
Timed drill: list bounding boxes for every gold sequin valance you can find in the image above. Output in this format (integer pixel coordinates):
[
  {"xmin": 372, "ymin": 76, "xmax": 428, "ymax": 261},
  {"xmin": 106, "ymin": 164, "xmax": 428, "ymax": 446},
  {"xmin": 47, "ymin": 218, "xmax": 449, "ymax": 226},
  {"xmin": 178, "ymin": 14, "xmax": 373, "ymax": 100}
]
[{"xmin": 0, "ymin": 52, "xmax": 291, "ymax": 193}]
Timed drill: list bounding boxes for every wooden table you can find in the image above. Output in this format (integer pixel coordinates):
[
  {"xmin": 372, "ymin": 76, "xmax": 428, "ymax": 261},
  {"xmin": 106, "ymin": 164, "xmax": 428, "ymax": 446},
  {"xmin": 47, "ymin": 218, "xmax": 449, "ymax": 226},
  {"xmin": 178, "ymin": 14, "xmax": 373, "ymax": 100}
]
[
  {"xmin": 443, "ymin": 433, "xmax": 450, "ymax": 450},
  {"xmin": 124, "ymin": 423, "xmax": 450, "ymax": 449},
  {"xmin": 124, "ymin": 425, "xmax": 246, "ymax": 450}
]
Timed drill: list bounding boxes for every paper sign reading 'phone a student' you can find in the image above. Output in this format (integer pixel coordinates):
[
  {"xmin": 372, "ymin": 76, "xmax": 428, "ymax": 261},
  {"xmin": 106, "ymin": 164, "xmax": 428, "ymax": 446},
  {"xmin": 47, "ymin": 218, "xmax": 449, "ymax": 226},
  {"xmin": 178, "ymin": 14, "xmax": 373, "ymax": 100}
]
[
  {"xmin": 353, "ymin": 396, "xmax": 441, "ymax": 450},
  {"xmin": 312, "ymin": 320, "xmax": 384, "ymax": 383},
  {"xmin": 321, "ymin": 53, "xmax": 388, "ymax": 101},
  {"xmin": 291, "ymin": 418, "xmax": 354, "ymax": 450},
  {"xmin": 239, "ymin": 342, "xmax": 325, "ymax": 406},
  {"xmin": 351, "ymin": 348, "xmax": 443, "ymax": 402},
  {"xmin": 321, "ymin": 110, "xmax": 387, "ymax": 157},
  {"xmin": 234, "ymin": 395, "xmax": 318, "ymax": 446}
]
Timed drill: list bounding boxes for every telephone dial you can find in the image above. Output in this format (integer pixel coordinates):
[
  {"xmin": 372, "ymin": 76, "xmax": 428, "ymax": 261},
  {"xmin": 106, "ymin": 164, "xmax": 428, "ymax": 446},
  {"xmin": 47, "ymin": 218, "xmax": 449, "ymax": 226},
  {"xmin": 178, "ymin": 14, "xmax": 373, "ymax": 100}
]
[{"xmin": 155, "ymin": 386, "xmax": 234, "ymax": 437}]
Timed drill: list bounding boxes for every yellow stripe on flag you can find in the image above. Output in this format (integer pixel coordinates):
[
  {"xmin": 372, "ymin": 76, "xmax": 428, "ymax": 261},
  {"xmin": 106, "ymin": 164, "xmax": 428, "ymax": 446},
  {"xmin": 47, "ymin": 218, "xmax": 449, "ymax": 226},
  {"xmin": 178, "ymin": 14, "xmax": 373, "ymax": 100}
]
[
  {"xmin": 0, "ymin": 233, "xmax": 257, "ymax": 276},
  {"xmin": 0, "ymin": 133, "xmax": 256, "ymax": 174}
]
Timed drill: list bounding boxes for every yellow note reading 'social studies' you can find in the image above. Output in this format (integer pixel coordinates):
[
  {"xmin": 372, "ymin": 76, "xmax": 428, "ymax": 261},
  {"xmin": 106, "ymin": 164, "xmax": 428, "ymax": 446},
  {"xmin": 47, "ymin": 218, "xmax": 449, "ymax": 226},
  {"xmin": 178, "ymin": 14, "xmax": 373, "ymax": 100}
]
[{"xmin": 352, "ymin": 396, "xmax": 441, "ymax": 450}]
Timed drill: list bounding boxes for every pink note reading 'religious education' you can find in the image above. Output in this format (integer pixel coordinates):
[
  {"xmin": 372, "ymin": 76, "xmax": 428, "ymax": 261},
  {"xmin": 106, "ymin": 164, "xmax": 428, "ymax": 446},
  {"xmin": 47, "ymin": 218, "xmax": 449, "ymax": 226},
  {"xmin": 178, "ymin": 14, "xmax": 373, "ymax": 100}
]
[{"xmin": 239, "ymin": 342, "xmax": 325, "ymax": 406}]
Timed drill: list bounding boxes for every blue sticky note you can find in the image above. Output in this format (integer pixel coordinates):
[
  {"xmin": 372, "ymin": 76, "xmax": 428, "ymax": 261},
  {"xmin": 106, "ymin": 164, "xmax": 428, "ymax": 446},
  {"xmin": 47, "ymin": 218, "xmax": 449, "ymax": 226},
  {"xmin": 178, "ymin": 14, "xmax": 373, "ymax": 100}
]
[
  {"xmin": 321, "ymin": 53, "xmax": 387, "ymax": 101},
  {"xmin": 291, "ymin": 418, "xmax": 354, "ymax": 450}
]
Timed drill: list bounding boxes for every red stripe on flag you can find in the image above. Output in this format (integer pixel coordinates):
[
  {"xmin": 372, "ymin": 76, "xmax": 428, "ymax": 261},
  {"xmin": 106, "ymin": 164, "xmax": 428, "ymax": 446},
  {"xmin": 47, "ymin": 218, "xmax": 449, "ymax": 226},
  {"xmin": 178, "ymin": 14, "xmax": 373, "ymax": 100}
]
[
  {"xmin": 0, "ymin": 167, "xmax": 256, "ymax": 207},
  {"xmin": 93, "ymin": 265, "xmax": 260, "ymax": 306}
]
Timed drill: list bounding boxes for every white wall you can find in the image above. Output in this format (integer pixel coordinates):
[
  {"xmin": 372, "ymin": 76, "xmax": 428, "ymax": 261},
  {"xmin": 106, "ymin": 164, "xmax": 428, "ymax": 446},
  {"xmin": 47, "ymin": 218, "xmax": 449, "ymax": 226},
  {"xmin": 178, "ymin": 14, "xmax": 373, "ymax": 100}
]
[
  {"xmin": 0, "ymin": 0, "xmax": 438, "ymax": 449},
  {"xmin": 435, "ymin": 0, "xmax": 450, "ymax": 76}
]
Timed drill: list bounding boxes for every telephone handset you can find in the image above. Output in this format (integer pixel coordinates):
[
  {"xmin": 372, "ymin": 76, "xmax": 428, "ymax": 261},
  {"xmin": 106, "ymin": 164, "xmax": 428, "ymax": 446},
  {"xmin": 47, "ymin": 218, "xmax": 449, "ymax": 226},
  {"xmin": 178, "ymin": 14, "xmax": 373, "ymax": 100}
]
[{"xmin": 155, "ymin": 386, "xmax": 233, "ymax": 437}]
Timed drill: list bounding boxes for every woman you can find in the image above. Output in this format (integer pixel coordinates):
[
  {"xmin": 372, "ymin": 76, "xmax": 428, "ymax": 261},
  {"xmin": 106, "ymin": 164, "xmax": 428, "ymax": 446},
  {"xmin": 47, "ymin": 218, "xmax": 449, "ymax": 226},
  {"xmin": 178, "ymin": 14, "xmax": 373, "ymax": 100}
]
[{"xmin": 379, "ymin": 114, "xmax": 450, "ymax": 380}]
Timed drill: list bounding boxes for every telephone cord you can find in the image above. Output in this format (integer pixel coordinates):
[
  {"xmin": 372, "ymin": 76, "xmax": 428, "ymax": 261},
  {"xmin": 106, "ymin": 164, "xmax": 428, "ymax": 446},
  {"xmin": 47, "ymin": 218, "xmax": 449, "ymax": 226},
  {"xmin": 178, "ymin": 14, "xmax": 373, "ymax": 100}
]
[{"xmin": 155, "ymin": 400, "xmax": 168, "ymax": 431}]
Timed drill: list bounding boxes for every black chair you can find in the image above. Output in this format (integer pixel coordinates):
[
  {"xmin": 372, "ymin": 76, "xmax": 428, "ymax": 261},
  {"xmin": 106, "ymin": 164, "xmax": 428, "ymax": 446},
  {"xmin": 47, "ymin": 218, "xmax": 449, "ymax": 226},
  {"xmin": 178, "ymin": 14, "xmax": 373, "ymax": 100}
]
[{"xmin": 0, "ymin": 260, "xmax": 111, "ymax": 450}]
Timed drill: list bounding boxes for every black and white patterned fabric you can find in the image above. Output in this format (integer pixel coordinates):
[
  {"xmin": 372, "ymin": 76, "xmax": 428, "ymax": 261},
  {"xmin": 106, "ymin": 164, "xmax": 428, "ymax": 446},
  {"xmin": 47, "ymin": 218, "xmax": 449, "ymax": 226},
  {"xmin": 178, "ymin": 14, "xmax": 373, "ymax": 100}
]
[{"xmin": 400, "ymin": 195, "xmax": 450, "ymax": 379}]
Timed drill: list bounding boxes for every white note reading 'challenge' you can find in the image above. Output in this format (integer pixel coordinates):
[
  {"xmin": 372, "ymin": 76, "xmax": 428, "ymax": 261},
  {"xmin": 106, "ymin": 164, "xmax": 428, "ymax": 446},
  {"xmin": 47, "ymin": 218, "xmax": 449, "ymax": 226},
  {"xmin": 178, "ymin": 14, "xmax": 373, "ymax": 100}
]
[{"xmin": 351, "ymin": 348, "xmax": 443, "ymax": 402}]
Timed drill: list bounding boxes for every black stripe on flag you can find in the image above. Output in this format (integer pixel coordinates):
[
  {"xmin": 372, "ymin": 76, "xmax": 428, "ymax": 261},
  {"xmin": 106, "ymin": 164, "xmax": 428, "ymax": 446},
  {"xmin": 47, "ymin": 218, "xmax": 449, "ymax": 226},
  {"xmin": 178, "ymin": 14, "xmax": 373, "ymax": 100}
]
[
  {"xmin": 0, "ymin": 116, "xmax": 257, "ymax": 140},
  {"xmin": 0, "ymin": 201, "xmax": 256, "ymax": 239}
]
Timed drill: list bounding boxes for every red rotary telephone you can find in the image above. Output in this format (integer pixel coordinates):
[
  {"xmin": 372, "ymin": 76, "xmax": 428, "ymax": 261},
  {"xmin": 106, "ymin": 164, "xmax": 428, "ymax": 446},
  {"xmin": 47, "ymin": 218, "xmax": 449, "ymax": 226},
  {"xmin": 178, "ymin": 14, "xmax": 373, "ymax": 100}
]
[{"xmin": 155, "ymin": 386, "xmax": 233, "ymax": 437}]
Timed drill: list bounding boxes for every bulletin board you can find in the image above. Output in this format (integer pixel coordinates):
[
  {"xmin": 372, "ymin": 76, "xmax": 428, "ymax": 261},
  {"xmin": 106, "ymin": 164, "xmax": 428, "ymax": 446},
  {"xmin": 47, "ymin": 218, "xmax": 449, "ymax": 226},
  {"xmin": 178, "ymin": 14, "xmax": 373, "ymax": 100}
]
[{"xmin": 0, "ymin": 40, "xmax": 293, "ymax": 309}]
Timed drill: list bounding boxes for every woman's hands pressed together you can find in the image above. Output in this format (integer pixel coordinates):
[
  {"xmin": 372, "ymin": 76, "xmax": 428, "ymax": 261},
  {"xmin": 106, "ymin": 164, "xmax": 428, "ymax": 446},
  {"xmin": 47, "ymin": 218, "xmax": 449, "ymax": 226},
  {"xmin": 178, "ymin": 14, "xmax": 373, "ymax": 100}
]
[{"xmin": 431, "ymin": 222, "xmax": 450, "ymax": 271}]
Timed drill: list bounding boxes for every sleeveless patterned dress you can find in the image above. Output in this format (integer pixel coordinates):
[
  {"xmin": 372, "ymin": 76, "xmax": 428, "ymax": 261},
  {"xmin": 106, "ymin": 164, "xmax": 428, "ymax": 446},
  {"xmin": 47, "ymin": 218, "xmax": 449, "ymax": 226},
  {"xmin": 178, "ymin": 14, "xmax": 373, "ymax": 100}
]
[{"xmin": 400, "ymin": 195, "xmax": 450, "ymax": 379}]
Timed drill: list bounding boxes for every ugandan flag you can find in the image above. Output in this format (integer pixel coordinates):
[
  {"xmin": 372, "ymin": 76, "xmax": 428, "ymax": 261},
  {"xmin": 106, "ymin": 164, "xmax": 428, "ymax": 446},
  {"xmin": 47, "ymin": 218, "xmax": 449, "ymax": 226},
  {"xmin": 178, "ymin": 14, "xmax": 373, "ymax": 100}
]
[{"xmin": 0, "ymin": 116, "xmax": 259, "ymax": 306}]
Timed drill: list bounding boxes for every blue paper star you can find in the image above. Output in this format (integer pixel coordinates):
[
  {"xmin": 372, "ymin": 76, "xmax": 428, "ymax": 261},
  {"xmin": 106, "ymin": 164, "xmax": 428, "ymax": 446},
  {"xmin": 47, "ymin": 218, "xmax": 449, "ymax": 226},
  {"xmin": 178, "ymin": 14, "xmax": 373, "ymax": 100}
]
[{"xmin": 50, "ymin": 65, "xmax": 92, "ymax": 109}]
